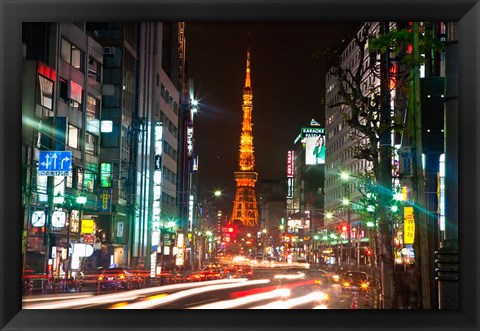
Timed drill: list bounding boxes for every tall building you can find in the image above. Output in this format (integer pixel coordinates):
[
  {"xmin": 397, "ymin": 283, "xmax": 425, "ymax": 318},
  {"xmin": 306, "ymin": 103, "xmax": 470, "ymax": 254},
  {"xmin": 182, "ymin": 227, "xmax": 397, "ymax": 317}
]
[
  {"xmin": 85, "ymin": 23, "xmax": 186, "ymax": 272},
  {"xmin": 22, "ymin": 22, "xmax": 104, "ymax": 276},
  {"xmin": 230, "ymin": 48, "xmax": 259, "ymax": 228},
  {"xmin": 284, "ymin": 121, "xmax": 326, "ymax": 261},
  {"xmin": 84, "ymin": 23, "xmax": 140, "ymax": 268},
  {"xmin": 323, "ymin": 22, "xmax": 447, "ymax": 299}
]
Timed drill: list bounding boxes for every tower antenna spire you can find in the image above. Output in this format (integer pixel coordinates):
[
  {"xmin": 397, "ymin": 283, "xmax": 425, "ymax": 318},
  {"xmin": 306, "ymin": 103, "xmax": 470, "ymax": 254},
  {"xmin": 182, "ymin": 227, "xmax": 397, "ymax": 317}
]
[
  {"xmin": 231, "ymin": 48, "xmax": 259, "ymax": 228},
  {"xmin": 245, "ymin": 47, "xmax": 251, "ymax": 88}
]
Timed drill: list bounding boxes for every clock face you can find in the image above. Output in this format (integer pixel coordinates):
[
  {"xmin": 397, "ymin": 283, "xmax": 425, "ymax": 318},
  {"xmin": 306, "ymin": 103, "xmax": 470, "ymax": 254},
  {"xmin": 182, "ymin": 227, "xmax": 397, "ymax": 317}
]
[
  {"xmin": 51, "ymin": 211, "xmax": 66, "ymax": 228},
  {"xmin": 32, "ymin": 211, "xmax": 46, "ymax": 227}
]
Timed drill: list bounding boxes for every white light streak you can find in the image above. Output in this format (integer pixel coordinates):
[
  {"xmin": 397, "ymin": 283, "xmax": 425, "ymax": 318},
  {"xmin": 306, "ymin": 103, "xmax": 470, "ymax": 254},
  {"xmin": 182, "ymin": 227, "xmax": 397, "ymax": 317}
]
[
  {"xmin": 116, "ymin": 279, "xmax": 271, "ymax": 309},
  {"xmin": 22, "ymin": 293, "xmax": 94, "ymax": 303},
  {"xmin": 23, "ymin": 278, "xmax": 248, "ymax": 309},
  {"xmin": 250, "ymin": 291, "xmax": 326, "ymax": 309},
  {"xmin": 191, "ymin": 288, "xmax": 290, "ymax": 309},
  {"xmin": 273, "ymin": 272, "xmax": 305, "ymax": 280}
]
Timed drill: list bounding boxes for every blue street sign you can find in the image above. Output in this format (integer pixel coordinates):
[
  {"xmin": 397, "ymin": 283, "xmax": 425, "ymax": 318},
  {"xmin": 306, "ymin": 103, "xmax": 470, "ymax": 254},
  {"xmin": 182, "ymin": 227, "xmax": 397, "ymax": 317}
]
[{"xmin": 38, "ymin": 151, "xmax": 72, "ymax": 176}]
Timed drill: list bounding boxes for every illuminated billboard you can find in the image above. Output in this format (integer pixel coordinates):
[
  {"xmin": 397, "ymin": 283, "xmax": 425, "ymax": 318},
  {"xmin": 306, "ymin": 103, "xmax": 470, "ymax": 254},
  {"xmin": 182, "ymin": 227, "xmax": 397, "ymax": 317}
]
[
  {"xmin": 302, "ymin": 127, "xmax": 325, "ymax": 165},
  {"xmin": 287, "ymin": 150, "xmax": 294, "ymax": 177}
]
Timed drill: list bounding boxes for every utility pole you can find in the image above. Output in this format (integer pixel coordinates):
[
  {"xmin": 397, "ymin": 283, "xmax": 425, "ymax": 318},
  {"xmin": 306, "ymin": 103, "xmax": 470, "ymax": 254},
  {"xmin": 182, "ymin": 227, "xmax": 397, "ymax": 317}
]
[
  {"xmin": 435, "ymin": 22, "xmax": 458, "ymax": 309},
  {"xmin": 411, "ymin": 21, "xmax": 432, "ymax": 309},
  {"xmin": 378, "ymin": 21, "xmax": 394, "ymax": 309}
]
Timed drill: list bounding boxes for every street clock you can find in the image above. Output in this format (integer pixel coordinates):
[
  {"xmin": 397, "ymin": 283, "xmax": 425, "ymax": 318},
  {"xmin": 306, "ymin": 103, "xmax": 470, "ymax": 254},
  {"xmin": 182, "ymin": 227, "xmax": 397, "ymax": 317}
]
[
  {"xmin": 31, "ymin": 211, "xmax": 46, "ymax": 227},
  {"xmin": 51, "ymin": 210, "xmax": 66, "ymax": 228}
]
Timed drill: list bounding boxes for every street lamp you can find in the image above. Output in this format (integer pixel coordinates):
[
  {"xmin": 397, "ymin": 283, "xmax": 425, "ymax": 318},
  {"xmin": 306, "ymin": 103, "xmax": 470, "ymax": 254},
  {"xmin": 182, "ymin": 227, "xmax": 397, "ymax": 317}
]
[
  {"xmin": 159, "ymin": 220, "xmax": 176, "ymax": 272},
  {"xmin": 340, "ymin": 172, "xmax": 352, "ymax": 268},
  {"xmin": 54, "ymin": 192, "xmax": 86, "ymax": 278}
]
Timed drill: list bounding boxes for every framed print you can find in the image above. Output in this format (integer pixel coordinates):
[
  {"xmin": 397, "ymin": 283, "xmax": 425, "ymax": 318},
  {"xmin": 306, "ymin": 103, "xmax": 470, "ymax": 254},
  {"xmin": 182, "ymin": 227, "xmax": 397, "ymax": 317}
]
[{"xmin": 1, "ymin": 0, "xmax": 479, "ymax": 330}]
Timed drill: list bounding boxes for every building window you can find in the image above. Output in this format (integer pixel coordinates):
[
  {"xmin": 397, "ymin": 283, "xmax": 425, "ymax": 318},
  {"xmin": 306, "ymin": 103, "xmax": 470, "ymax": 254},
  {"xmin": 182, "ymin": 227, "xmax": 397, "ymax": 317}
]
[
  {"xmin": 61, "ymin": 38, "xmax": 84, "ymax": 71},
  {"xmin": 85, "ymin": 133, "xmax": 97, "ymax": 155},
  {"xmin": 88, "ymin": 57, "xmax": 101, "ymax": 82},
  {"xmin": 71, "ymin": 45, "xmax": 82, "ymax": 69},
  {"xmin": 77, "ymin": 169, "xmax": 84, "ymax": 190},
  {"xmin": 83, "ymin": 170, "xmax": 95, "ymax": 192},
  {"xmin": 37, "ymin": 75, "xmax": 53, "ymax": 110},
  {"xmin": 86, "ymin": 94, "xmax": 99, "ymax": 119},
  {"xmin": 68, "ymin": 125, "xmax": 79, "ymax": 149},
  {"xmin": 66, "ymin": 172, "xmax": 73, "ymax": 188},
  {"xmin": 59, "ymin": 78, "xmax": 68, "ymax": 102}
]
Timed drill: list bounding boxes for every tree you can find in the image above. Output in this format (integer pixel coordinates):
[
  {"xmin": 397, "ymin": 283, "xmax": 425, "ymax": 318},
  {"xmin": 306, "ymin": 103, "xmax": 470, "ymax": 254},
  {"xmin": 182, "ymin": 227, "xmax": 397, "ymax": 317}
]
[{"xmin": 318, "ymin": 22, "xmax": 444, "ymax": 308}]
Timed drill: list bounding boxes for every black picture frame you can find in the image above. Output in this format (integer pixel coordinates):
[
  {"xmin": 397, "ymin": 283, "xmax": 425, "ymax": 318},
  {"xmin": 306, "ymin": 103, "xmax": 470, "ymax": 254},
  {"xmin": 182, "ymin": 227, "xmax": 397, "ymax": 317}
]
[{"xmin": 1, "ymin": 0, "xmax": 479, "ymax": 330}]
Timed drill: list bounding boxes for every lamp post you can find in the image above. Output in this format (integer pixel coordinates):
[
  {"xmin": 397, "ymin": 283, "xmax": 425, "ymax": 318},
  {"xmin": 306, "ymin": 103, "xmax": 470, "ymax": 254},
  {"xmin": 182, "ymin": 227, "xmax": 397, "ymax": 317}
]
[
  {"xmin": 195, "ymin": 190, "xmax": 223, "ymax": 268},
  {"xmin": 159, "ymin": 221, "xmax": 176, "ymax": 273},
  {"xmin": 324, "ymin": 211, "xmax": 351, "ymax": 267},
  {"xmin": 53, "ymin": 192, "xmax": 87, "ymax": 278},
  {"xmin": 340, "ymin": 172, "xmax": 352, "ymax": 268}
]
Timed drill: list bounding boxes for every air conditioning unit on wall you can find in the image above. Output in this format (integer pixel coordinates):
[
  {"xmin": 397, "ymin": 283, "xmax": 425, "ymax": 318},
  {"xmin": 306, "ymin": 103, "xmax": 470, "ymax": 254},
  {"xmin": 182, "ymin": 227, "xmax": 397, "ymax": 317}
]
[{"xmin": 103, "ymin": 46, "xmax": 116, "ymax": 56}]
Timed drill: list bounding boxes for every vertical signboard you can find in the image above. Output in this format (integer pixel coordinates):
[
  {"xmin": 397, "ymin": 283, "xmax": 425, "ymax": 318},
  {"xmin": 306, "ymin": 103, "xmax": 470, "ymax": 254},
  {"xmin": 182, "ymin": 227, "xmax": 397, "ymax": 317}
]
[
  {"xmin": 287, "ymin": 150, "xmax": 294, "ymax": 177},
  {"xmin": 98, "ymin": 188, "xmax": 112, "ymax": 212},
  {"xmin": 286, "ymin": 150, "xmax": 294, "ymax": 199},
  {"xmin": 399, "ymin": 146, "xmax": 412, "ymax": 178},
  {"xmin": 186, "ymin": 126, "xmax": 194, "ymax": 157},
  {"xmin": 99, "ymin": 163, "xmax": 112, "ymax": 187},
  {"xmin": 403, "ymin": 206, "xmax": 415, "ymax": 244}
]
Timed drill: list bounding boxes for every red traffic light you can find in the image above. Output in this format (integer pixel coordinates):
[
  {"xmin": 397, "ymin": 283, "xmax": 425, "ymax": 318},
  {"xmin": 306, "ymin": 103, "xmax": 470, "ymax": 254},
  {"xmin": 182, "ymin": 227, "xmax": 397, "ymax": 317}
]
[
  {"xmin": 342, "ymin": 225, "xmax": 347, "ymax": 232},
  {"xmin": 228, "ymin": 227, "xmax": 234, "ymax": 233},
  {"xmin": 366, "ymin": 249, "xmax": 372, "ymax": 256}
]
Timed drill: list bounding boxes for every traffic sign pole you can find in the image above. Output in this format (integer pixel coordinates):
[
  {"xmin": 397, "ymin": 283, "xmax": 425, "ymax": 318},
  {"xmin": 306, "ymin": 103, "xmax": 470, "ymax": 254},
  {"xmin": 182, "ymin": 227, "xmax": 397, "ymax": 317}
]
[{"xmin": 44, "ymin": 176, "xmax": 54, "ymax": 281}]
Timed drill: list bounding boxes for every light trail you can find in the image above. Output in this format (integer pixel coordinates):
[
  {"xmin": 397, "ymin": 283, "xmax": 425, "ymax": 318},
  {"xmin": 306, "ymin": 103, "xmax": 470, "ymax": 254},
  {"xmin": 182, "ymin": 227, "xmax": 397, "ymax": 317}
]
[
  {"xmin": 250, "ymin": 291, "xmax": 327, "ymax": 309},
  {"xmin": 191, "ymin": 288, "xmax": 290, "ymax": 309},
  {"xmin": 115, "ymin": 279, "xmax": 271, "ymax": 309},
  {"xmin": 23, "ymin": 278, "xmax": 249, "ymax": 309},
  {"xmin": 273, "ymin": 272, "xmax": 305, "ymax": 280},
  {"xmin": 22, "ymin": 293, "xmax": 94, "ymax": 303}
]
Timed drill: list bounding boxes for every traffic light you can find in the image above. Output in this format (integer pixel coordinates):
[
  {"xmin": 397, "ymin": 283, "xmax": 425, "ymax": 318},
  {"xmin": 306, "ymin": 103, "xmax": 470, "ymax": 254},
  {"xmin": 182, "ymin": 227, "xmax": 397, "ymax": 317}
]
[
  {"xmin": 228, "ymin": 226, "xmax": 234, "ymax": 233},
  {"xmin": 341, "ymin": 225, "xmax": 348, "ymax": 232},
  {"xmin": 366, "ymin": 248, "xmax": 372, "ymax": 256}
]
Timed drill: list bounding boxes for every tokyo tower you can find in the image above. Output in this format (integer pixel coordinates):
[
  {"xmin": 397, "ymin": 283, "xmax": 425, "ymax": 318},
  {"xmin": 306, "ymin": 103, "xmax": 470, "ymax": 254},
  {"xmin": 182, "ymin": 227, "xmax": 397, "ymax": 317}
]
[{"xmin": 230, "ymin": 48, "xmax": 259, "ymax": 227}]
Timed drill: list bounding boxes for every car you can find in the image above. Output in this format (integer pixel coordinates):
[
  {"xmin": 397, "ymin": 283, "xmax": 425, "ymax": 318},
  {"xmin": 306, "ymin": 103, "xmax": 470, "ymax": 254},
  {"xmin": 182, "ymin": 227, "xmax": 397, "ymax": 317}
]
[
  {"xmin": 340, "ymin": 271, "xmax": 370, "ymax": 292},
  {"xmin": 203, "ymin": 268, "xmax": 223, "ymax": 280},
  {"xmin": 187, "ymin": 267, "xmax": 223, "ymax": 282},
  {"xmin": 295, "ymin": 256, "xmax": 307, "ymax": 263},
  {"xmin": 221, "ymin": 267, "xmax": 240, "ymax": 279},
  {"xmin": 97, "ymin": 267, "xmax": 143, "ymax": 290},
  {"xmin": 234, "ymin": 265, "xmax": 254, "ymax": 279},
  {"xmin": 305, "ymin": 269, "xmax": 331, "ymax": 289}
]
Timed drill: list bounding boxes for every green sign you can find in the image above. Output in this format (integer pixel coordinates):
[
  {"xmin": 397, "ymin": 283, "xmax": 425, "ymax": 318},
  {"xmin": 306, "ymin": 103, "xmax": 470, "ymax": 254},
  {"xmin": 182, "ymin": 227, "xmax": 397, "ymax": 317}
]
[{"xmin": 100, "ymin": 163, "xmax": 112, "ymax": 188}]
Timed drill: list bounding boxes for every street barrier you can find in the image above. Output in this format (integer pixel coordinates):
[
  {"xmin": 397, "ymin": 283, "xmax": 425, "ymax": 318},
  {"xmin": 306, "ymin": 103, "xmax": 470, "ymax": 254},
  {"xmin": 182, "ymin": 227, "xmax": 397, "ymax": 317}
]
[{"xmin": 351, "ymin": 291, "xmax": 359, "ymax": 309}]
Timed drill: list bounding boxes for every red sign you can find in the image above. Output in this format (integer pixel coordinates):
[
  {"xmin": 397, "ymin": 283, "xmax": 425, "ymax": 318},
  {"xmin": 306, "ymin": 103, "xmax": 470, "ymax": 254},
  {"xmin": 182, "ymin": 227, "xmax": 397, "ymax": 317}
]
[
  {"xmin": 83, "ymin": 235, "xmax": 95, "ymax": 244},
  {"xmin": 287, "ymin": 150, "xmax": 294, "ymax": 177}
]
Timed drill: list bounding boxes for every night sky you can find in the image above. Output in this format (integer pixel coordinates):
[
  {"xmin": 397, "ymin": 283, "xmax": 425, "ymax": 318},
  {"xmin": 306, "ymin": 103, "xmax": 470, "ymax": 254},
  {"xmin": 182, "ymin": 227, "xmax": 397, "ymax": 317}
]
[{"xmin": 186, "ymin": 22, "xmax": 358, "ymax": 211}]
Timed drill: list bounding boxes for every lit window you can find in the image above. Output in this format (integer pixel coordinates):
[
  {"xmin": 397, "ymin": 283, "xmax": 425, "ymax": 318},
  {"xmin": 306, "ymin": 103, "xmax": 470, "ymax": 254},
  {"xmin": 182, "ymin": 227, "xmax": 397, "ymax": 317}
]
[
  {"xmin": 37, "ymin": 75, "xmax": 53, "ymax": 109},
  {"xmin": 61, "ymin": 39, "xmax": 72, "ymax": 64},
  {"xmin": 68, "ymin": 125, "xmax": 79, "ymax": 149},
  {"xmin": 85, "ymin": 133, "xmax": 97, "ymax": 155},
  {"xmin": 71, "ymin": 45, "xmax": 81, "ymax": 69},
  {"xmin": 60, "ymin": 38, "xmax": 84, "ymax": 71},
  {"xmin": 83, "ymin": 171, "xmax": 95, "ymax": 192},
  {"xmin": 76, "ymin": 170, "xmax": 83, "ymax": 190},
  {"xmin": 86, "ymin": 95, "xmax": 99, "ymax": 118}
]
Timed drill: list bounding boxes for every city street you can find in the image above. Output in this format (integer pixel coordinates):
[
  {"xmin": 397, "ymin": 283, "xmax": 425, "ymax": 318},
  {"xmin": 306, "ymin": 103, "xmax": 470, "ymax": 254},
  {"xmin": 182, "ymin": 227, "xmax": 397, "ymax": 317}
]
[{"xmin": 23, "ymin": 266, "xmax": 373, "ymax": 310}]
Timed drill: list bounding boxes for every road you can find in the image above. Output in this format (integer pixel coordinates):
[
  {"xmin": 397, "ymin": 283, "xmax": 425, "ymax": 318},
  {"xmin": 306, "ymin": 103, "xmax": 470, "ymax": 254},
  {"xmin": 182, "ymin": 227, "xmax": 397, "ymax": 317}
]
[{"xmin": 22, "ymin": 267, "xmax": 374, "ymax": 309}]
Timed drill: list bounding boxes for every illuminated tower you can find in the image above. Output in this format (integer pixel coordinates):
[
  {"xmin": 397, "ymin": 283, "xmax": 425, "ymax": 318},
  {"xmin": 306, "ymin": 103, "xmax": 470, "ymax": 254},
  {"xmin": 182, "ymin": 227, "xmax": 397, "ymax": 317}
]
[{"xmin": 231, "ymin": 48, "xmax": 259, "ymax": 227}]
